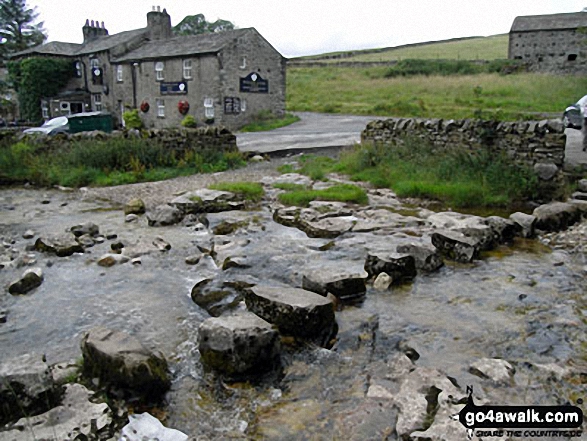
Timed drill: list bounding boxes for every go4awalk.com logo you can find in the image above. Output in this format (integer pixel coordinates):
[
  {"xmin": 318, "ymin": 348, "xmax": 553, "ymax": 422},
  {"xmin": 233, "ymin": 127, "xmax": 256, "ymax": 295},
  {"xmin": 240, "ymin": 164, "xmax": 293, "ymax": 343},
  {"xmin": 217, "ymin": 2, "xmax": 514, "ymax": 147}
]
[{"xmin": 455, "ymin": 386, "xmax": 584, "ymax": 439}]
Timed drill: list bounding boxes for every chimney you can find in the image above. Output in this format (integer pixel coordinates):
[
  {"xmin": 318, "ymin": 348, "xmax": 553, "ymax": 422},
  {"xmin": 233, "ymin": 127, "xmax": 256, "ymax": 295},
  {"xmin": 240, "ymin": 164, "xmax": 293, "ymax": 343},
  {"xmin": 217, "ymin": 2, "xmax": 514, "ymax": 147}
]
[
  {"xmin": 82, "ymin": 18, "xmax": 109, "ymax": 42},
  {"xmin": 147, "ymin": 6, "xmax": 172, "ymax": 40}
]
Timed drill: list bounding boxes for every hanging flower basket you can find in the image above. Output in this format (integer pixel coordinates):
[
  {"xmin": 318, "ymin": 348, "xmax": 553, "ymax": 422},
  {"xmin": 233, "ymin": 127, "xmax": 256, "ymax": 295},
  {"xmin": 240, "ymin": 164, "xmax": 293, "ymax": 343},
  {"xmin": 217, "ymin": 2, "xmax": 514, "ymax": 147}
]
[
  {"xmin": 178, "ymin": 100, "xmax": 190, "ymax": 115},
  {"xmin": 140, "ymin": 101, "xmax": 150, "ymax": 113}
]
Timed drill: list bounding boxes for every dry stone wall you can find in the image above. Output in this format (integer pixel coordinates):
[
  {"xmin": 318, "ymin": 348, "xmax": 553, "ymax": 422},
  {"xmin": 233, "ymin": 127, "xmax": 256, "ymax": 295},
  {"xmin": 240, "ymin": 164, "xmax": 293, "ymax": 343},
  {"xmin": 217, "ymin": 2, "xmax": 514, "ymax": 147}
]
[{"xmin": 361, "ymin": 117, "xmax": 568, "ymax": 200}]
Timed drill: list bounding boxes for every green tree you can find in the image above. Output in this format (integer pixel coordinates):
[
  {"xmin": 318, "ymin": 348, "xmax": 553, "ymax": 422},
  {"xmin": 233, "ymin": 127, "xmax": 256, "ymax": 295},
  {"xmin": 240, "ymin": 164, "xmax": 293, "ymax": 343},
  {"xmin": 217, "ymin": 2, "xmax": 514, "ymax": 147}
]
[
  {"xmin": 0, "ymin": 0, "xmax": 46, "ymax": 62},
  {"xmin": 173, "ymin": 13, "xmax": 235, "ymax": 36},
  {"xmin": 8, "ymin": 57, "xmax": 73, "ymax": 122}
]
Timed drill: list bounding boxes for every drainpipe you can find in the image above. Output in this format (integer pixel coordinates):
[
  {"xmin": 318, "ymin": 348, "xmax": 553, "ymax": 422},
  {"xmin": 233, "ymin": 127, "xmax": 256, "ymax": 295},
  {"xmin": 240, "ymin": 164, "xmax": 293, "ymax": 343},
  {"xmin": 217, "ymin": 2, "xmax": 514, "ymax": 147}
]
[{"xmin": 131, "ymin": 62, "xmax": 139, "ymax": 109}]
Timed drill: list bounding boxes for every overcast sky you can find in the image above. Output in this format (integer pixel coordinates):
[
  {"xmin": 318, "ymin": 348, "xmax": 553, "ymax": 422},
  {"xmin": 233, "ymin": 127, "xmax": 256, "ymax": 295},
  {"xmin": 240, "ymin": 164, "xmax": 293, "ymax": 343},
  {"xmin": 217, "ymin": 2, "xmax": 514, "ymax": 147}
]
[{"xmin": 31, "ymin": 0, "xmax": 586, "ymax": 58}]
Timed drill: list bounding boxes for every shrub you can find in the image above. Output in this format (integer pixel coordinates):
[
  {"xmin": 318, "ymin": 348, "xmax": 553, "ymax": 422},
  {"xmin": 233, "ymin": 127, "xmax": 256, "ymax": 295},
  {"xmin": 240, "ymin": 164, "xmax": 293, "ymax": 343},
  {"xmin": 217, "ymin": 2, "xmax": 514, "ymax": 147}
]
[
  {"xmin": 123, "ymin": 109, "xmax": 143, "ymax": 130},
  {"xmin": 181, "ymin": 115, "xmax": 197, "ymax": 128}
]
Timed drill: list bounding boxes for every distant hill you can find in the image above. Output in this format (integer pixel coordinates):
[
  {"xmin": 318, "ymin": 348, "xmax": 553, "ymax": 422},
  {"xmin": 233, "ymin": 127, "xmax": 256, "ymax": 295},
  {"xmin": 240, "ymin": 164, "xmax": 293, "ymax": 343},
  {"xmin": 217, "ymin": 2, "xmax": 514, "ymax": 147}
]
[{"xmin": 291, "ymin": 34, "xmax": 509, "ymax": 63}]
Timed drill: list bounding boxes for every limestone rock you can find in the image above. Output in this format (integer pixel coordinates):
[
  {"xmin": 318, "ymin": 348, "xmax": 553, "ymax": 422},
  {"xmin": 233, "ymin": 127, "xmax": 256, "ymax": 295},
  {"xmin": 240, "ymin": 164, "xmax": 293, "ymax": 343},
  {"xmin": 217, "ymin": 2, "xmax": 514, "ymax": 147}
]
[
  {"xmin": 170, "ymin": 188, "xmax": 244, "ymax": 214},
  {"xmin": 396, "ymin": 242, "xmax": 444, "ymax": 273},
  {"xmin": 81, "ymin": 327, "xmax": 170, "ymax": 398},
  {"xmin": 125, "ymin": 213, "xmax": 139, "ymax": 223},
  {"xmin": 198, "ymin": 312, "xmax": 281, "ymax": 378},
  {"xmin": 124, "ymin": 198, "xmax": 146, "ymax": 215},
  {"xmin": 373, "ymin": 272, "xmax": 393, "ymax": 291},
  {"xmin": 120, "ymin": 412, "xmax": 188, "ymax": 441},
  {"xmin": 302, "ymin": 267, "xmax": 368, "ymax": 302},
  {"xmin": 578, "ymin": 179, "xmax": 587, "ymax": 193},
  {"xmin": 469, "ymin": 358, "xmax": 515, "ymax": 385},
  {"xmin": 70, "ymin": 221, "xmax": 99, "ymax": 238},
  {"xmin": 364, "ymin": 252, "xmax": 417, "ymax": 282},
  {"xmin": 533, "ymin": 202, "xmax": 581, "ymax": 232},
  {"xmin": 273, "ymin": 207, "xmax": 356, "ymax": 239},
  {"xmin": 190, "ymin": 276, "xmax": 249, "ymax": 317},
  {"xmin": 534, "ymin": 162, "xmax": 559, "ymax": 181},
  {"xmin": 22, "ymin": 230, "xmax": 35, "ymax": 239},
  {"xmin": 35, "ymin": 233, "xmax": 84, "ymax": 257},
  {"xmin": 8, "ymin": 267, "xmax": 43, "ymax": 295},
  {"xmin": 2, "ymin": 383, "xmax": 113, "ymax": 441},
  {"xmin": 147, "ymin": 204, "xmax": 184, "ymax": 227},
  {"xmin": 152, "ymin": 236, "xmax": 171, "ymax": 251},
  {"xmin": 0, "ymin": 353, "xmax": 57, "ymax": 425},
  {"xmin": 509, "ymin": 212, "xmax": 537, "ymax": 238},
  {"xmin": 431, "ymin": 230, "xmax": 480, "ymax": 263},
  {"xmin": 571, "ymin": 191, "xmax": 587, "ymax": 201},
  {"xmin": 76, "ymin": 233, "xmax": 96, "ymax": 248},
  {"xmin": 244, "ymin": 285, "xmax": 337, "ymax": 346},
  {"xmin": 97, "ymin": 253, "xmax": 130, "ymax": 267}
]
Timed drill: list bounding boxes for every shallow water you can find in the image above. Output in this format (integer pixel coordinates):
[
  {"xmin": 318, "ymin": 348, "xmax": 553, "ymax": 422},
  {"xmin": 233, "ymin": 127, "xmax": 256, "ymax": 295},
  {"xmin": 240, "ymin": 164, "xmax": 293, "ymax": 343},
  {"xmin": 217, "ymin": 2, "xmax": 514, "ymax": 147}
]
[{"xmin": 0, "ymin": 188, "xmax": 585, "ymax": 439}]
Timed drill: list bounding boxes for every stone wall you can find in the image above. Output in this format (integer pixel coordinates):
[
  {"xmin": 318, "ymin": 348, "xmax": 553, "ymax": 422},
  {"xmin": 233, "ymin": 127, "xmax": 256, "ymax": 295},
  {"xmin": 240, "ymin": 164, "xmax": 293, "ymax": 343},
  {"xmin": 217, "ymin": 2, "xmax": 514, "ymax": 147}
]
[
  {"xmin": 17, "ymin": 126, "xmax": 237, "ymax": 155},
  {"xmin": 361, "ymin": 117, "xmax": 568, "ymax": 200}
]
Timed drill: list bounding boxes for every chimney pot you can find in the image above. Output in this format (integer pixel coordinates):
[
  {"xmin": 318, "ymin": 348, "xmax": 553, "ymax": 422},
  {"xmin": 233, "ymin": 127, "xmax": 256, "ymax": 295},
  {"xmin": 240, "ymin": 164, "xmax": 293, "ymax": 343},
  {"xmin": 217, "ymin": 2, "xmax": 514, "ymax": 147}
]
[
  {"xmin": 85, "ymin": 19, "xmax": 89, "ymax": 26},
  {"xmin": 157, "ymin": 5, "xmax": 161, "ymax": 12},
  {"xmin": 101, "ymin": 21, "xmax": 105, "ymax": 28},
  {"xmin": 90, "ymin": 20, "xmax": 95, "ymax": 27}
]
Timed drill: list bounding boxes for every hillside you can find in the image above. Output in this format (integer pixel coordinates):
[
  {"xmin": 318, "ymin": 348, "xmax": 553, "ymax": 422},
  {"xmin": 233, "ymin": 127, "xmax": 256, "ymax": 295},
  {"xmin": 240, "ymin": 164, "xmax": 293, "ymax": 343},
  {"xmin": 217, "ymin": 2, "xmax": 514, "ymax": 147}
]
[{"xmin": 292, "ymin": 34, "xmax": 509, "ymax": 63}]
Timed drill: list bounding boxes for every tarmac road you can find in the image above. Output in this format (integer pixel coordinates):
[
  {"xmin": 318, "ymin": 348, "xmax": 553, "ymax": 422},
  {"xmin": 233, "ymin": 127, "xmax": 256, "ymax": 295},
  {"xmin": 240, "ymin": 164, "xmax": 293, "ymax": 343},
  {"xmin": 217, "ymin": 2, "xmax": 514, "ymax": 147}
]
[{"xmin": 237, "ymin": 112, "xmax": 587, "ymax": 170}]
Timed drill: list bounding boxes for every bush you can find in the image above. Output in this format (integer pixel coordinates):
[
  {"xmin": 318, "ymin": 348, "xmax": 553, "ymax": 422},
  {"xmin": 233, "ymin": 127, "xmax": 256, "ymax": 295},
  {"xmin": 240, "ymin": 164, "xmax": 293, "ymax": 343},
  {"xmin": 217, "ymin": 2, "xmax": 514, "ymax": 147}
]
[
  {"xmin": 123, "ymin": 109, "xmax": 143, "ymax": 130},
  {"xmin": 181, "ymin": 115, "xmax": 197, "ymax": 128}
]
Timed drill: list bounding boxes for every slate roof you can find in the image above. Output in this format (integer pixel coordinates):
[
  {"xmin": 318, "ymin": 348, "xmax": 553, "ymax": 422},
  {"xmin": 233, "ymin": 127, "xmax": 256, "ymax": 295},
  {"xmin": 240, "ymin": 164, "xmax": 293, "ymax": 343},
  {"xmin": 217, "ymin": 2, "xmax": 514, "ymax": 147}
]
[
  {"xmin": 12, "ymin": 41, "xmax": 82, "ymax": 57},
  {"xmin": 112, "ymin": 28, "xmax": 252, "ymax": 62},
  {"xmin": 511, "ymin": 11, "xmax": 587, "ymax": 32},
  {"xmin": 76, "ymin": 28, "xmax": 148, "ymax": 55}
]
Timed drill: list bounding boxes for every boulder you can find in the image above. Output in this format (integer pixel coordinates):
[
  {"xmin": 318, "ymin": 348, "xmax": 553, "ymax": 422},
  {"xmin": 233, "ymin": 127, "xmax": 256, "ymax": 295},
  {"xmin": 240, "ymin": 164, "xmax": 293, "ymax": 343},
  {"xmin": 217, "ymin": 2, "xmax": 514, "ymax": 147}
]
[
  {"xmin": 509, "ymin": 212, "xmax": 537, "ymax": 238},
  {"xmin": 485, "ymin": 216, "xmax": 520, "ymax": 243},
  {"xmin": 34, "ymin": 233, "xmax": 84, "ymax": 257},
  {"xmin": 301, "ymin": 267, "xmax": 368, "ymax": 302},
  {"xmin": 534, "ymin": 162, "xmax": 559, "ymax": 181},
  {"xmin": 364, "ymin": 252, "xmax": 417, "ymax": 282},
  {"xmin": 70, "ymin": 221, "xmax": 100, "ymax": 237},
  {"xmin": 469, "ymin": 358, "xmax": 515, "ymax": 385},
  {"xmin": 198, "ymin": 312, "xmax": 281, "ymax": 378},
  {"xmin": 396, "ymin": 243, "xmax": 444, "ymax": 273},
  {"xmin": 190, "ymin": 276, "xmax": 251, "ymax": 317},
  {"xmin": 578, "ymin": 179, "xmax": 587, "ymax": 193},
  {"xmin": 80, "ymin": 327, "xmax": 170, "ymax": 398},
  {"xmin": 76, "ymin": 233, "xmax": 95, "ymax": 248},
  {"xmin": 533, "ymin": 202, "xmax": 581, "ymax": 232},
  {"xmin": 8, "ymin": 267, "xmax": 43, "ymax": 295},
  {"xmin": 97, "ymin": 253, "xmax": 130, "ymax": 267},
  {"xmin": 244, "ymin": 285, "xmax": 337, "ymax": 346},
  {"xmin": 120, "ymin": 412, "xmax": 188, "ymax": 441},
  {"xmin": 0, "ymin": 353, "xmax": 58, "ymax": 426},
  {"xmin": 170, "ymin": 189, "xmax": 244, "ymax": 214},
  {"xmin": 124, "ymin": 198, "xmax": 146, "ymax": 215},
  {"xmin": 273, "ymin": 207, "xmax": 356, "ymax": 239},
  {"xmin": 22, "ymin": 230, "xmax": 35, "ymax": 239},
  {"xmin": 431, "ymin": 230, "xmax": 480, "ymax": 263},
  {"xmin": 2, "ymin": 383, "xmax": 113, "ymax": 440},
  {"xmin": 146, "ymin": 204, "xmax": 184, "ymax": 227},
  {"xmin": 152, "ymin": 236, "xmax": 171, "ymax": 251},
  {"xmin": 373, "ymin": 273, "xmax": 393, "ymax": 291},
  {"xmin": 571, "ymin": 191, "xmax": 587, "ymax": 201}
]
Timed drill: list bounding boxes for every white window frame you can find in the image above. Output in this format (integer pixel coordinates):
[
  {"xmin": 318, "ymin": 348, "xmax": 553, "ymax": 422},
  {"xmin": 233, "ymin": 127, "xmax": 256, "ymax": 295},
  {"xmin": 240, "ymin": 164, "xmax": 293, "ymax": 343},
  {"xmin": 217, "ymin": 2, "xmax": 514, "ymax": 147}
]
[
  {"xmin": 240, "ymin": 99, "xmax": 247, "ymax": 113},
  {"xmin": 183, "ymin": 59, "xmax": 192, "ymax": 79},
  {"xmin": 90, "ymin": 58, "xmax": 100, "ymax": 69},
  {"xmin": 156, "ymin": 99, "xmax": 165, "ymax": 117},
  {"xmin": 204, "ymin": 98, "xmax": 214, "ymax": 119},
  {"xmin": 116, "ymin": 65, "xmax": 123, "ymax": 82},
  {"xmin": 155, "ymin": 61, "xmax": 164, "ymax": 81},
  {"xmin": 42, "ymin": 102, "xmax": 49, "ymax": 119},
  {"xmin": 93, "ymin": 93, "xmax": 102, "ymax": 111}
]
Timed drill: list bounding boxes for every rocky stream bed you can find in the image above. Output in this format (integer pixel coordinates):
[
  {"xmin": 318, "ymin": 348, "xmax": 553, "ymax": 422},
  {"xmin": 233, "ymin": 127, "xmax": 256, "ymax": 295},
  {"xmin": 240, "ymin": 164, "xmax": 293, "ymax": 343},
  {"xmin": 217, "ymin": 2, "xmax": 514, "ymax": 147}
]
[{"xmin": 1, "ymin": 159, "xmax": 587, "ymax": 440}]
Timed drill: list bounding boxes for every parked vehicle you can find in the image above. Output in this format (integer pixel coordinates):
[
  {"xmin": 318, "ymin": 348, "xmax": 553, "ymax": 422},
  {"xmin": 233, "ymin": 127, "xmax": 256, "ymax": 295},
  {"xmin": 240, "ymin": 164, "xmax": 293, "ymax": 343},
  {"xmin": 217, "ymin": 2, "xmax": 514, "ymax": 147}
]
[
  {"xmin": 23, "ymin": 116, "xmax": 69, "ymax": 135},
  {"xmin": 22, "ymin": 112, "xmax": 113, "ymax": 136},
  {"xmin": 562, "ymin": 95, "xmax": 587, "ymax": 130}
]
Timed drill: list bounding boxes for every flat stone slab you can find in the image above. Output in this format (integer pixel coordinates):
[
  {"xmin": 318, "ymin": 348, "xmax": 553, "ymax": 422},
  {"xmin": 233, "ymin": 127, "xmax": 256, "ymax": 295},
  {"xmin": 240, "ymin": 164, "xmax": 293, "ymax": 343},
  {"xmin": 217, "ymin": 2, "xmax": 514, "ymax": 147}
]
[
  {"xmin": 431, "ymin": 230, "xmax": 480, "ymax": 263},
  {"xmin": 244, "ymin": 285, "xmax": 337, "ymax": 346},
  {"xmin": 302, "ymin": 266, "xmax": 368, "ymax": 302},
  {"xmin": 170, "ymin": 189, "xmax": 244, "ymax": 214},
  {"xmin": 364, "ymin": 252, "xmax": 417, "ymax": 282},
  {"xmin": 34, "ymin": 233, "xmax": 84, "ymax": 257},
  {"xmin": 198, "ymin": 312, "xmax": 281, "ymax": 378}
]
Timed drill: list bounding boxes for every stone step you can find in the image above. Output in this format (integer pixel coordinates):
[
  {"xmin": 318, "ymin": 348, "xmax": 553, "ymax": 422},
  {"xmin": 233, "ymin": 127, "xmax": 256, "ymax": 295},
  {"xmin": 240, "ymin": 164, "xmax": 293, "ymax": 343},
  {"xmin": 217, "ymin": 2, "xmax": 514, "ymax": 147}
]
[{"xmin": 244, "ymin": 285, "xmax": 337, "ymax": 346}]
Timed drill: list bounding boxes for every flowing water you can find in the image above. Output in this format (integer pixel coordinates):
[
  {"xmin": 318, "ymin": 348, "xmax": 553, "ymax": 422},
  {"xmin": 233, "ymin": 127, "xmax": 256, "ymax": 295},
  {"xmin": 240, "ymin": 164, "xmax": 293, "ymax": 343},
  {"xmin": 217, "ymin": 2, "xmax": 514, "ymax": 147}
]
[{"xmin": 0, "ymin": 188, "xmax": 586, "ymax": 440}]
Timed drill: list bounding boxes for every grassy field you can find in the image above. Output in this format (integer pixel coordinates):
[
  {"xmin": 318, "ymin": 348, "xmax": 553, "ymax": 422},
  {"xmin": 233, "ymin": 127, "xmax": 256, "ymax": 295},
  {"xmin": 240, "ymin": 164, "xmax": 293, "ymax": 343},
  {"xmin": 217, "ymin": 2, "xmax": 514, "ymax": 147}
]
[
  {"xmin": 298, "ymin": 35, "xmax": 509, "ymax": 62},
  {"xmin": 286, "ymin": 67, "xmax": 587, "ymax": 120}
]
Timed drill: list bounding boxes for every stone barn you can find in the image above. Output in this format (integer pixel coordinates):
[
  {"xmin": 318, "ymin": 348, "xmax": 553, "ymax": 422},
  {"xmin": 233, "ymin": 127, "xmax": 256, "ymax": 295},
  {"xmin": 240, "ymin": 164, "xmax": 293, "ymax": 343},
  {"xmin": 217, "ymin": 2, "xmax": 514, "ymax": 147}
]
[{"xmin": 508, "ymin": 11, "xmax": 587, "ymax": 73}]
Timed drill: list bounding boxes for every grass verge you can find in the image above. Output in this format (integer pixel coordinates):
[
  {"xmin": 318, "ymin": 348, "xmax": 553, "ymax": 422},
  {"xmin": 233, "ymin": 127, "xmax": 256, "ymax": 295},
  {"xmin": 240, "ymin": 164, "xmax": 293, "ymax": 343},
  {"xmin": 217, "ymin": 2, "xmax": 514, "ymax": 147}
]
[
  {"xmin": 208, "ymin": 181, "xmax": 265, "ymax": 202},
  {"xmin": 281, "ymin": 138, "xmax": 538, "ymax": 209},
  {"xmin": 0, "ymin": 138, "xmax": 246, "ymax": 187},
  {"xmin": 276, "ymin": 182, "xmax": 368, "ymax": 207}
]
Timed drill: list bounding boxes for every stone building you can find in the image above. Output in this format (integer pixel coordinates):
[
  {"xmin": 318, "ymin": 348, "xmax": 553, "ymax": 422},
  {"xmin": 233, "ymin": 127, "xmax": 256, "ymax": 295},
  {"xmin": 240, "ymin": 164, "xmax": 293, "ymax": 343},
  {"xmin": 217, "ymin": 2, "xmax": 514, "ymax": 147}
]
[
  {"xmin": 508, "ymin": 11, "xmax": 587, "ymax": 73},
  {"xmin": 12, "ymin": 7, "xmax": 286, "ymax": 130}
]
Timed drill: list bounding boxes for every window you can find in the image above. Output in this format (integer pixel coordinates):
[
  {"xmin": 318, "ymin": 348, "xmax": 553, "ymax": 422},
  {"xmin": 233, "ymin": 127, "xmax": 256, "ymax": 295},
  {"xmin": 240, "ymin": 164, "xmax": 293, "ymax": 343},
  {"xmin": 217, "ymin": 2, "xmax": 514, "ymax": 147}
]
[
  {"xmin": 74, "ymin": 61, "xmax": 82, "ymax": 78},
  {"xmin": 240, "ymin": 99, "xmax": 247, "ymax": 113},
  {"xmin": 156, "ymin": 99, "xmax": 165, "ymax": 117},
  {"xmin": 155, "ymin": 61, "xmax": 164, "ymax": 81},
  {"xmin": 93, "ymin": 94, "xmax": 102, "ymax": 111},
  {"xmin": 204, "ymin": 98, "xmax": 214, "ymax": 119},
  {"xmin": 183, "ymin": 59, "xmax": 192, "ymax": 79},
  {"xmin": 41, "ymin": 102, "xmax": 49, "ymax": 119},
  {"xmin": 568, "ymin": 54, "xmax": 578, "ymax": 61},
  {"xmin": 116, "ymin": 65, "xmax": 123, "ymax": 82},
  {"xmin": 90, "ymin": 58, "xmax": 100, "ymax": 69}
]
